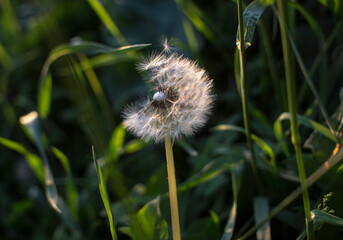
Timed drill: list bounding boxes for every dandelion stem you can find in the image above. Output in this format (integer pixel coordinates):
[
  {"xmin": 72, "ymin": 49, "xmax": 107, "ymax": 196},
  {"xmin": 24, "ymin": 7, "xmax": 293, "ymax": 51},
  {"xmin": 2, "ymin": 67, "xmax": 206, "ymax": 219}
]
[
  {"xmin": 237, "ymin": 0, "xmax": 262, "ymax": 194},
  {"xmin": 276, "ymin": 0, "xmax": 315, "ymax": 238},
  {"xmin": 165, "ymin": 136, "xmax": 181, "ymax": 240}
]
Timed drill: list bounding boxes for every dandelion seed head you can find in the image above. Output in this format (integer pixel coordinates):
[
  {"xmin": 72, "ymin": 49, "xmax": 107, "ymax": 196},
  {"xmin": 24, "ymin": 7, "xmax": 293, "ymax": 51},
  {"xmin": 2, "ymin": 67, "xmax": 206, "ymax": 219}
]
[{"xmin": 123, "ymin": 43, "xmax": 214, "ymax": 142}]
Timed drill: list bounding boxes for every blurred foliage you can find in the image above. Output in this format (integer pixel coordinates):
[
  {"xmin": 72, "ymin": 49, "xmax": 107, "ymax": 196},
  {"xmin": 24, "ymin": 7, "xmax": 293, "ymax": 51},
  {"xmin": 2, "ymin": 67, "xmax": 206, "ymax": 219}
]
[{"xmin": 0, "ymin": 0, "xmax": 343, "ymax": 239}]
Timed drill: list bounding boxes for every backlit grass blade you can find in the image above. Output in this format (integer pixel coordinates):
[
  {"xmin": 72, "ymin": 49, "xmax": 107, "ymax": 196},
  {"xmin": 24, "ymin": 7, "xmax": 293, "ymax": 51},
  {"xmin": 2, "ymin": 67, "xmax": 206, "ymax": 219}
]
[
  {"xmin": 92, "ymin": 146, "xmax": 117, "ymax": 240},
  {"xmin": 174, "ymin": 0, "xmax": 215, "ymax": 44},
  {"xmin": 109, "ymin": 124, "xmax": 126, "ymax": 163},
  {"xmin": 87, "ymin": 0, "xmax": 128, "ymax": 45},
  {"xmin": 19, "ymin": 112, "xmax": 81, "ymax": 233},
  {"xmin": 51, "ymin": 147, "xmax": 79, "ymax": 219},
  {"xmin": 38, "ymin": 41, "xmax": 150, "ymax": 118},
  {"xmin": 0, "ymin": 136, "xmax": 44, "ymax": 183},
  {"xmin": 19, "ymin": 111, "xmax": 61, "ymax": 213},
  {"xmin": 317, "ymin": 0, "xmax": 343, "ymax": 17}
]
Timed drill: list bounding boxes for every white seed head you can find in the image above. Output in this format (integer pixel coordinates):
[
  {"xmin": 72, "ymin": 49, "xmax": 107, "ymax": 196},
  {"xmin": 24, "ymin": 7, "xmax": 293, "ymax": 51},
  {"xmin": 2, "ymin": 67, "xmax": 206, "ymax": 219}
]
[{"xmin": 123, "ymin": 43, "xmax": 214, "ymax": 142}]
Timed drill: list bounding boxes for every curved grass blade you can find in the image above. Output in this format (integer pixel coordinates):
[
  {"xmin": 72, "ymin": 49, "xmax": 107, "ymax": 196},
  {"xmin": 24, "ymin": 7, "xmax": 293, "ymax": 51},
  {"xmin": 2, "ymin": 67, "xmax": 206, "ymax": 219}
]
[
  {"xmin": 177, "ymin": 140, "xmax": 198, "ymax": 157},
  {"xmin": 213, "ymin": 124, "xmax": 276, "ymax": 172},
  {"xmin": 38, "ymin": 41, "xmax": 151, "ymax": 118},
  {"xmin": 0, "ymin": 136, "xmax": 44, "ymax": 183},
  {"xmin": 51, "ymin": 147, "xmax": 79, "ymax": 219},
  {"xmin": 287, "ymin": 32, "xmax": 339, "ymax": 143},
  {"xmin": 19, "ymin": 111, "xmax": 61, "ymax": 213},
  {"xmin": 178, "ymin": 160, "xmax": 227, "ymax": 193},
  {"xmin": 92, "ymin": 146, "xmax": 117, "ymax": 240},
  {"xmin": 275, "ymin": 112, "xmax": 336, "ymax": 143},
  {"xmin": 236, "ymin": 0, "xmax": 275, "ymax": 49},
  {"xmin": 19, "ymin": 112, "xmax": 81, "ymax": 233},
  {"xmin": 317, "ymin": 0, "xmax": 343, "ymax": 17}
]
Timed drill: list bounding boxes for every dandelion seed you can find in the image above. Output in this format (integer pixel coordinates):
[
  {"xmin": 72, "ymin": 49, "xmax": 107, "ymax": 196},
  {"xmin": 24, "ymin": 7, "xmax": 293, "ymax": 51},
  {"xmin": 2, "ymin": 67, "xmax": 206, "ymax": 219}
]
[{"xmin": 123, "ymin": 43, "xmax": 214, "ymax": 142}]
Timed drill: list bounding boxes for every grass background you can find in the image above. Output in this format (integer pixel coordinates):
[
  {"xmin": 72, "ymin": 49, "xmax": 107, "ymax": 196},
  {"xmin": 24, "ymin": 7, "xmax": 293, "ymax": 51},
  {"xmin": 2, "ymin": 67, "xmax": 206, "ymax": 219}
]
[{"xmin": 0, "ymin": 0, "xmax": 343, "ymax": 239}]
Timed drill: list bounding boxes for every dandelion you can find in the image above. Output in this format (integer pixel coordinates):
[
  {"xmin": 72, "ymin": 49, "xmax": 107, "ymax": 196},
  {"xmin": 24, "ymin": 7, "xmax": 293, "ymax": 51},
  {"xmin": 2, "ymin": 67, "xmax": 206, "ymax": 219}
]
[
  {"xmin": 123, "ymin": 44, "xmax": 214, "ymax": 143},
  {"xmin": 123, "ymin": 42, "xmax": 214, "ymax": 240}
]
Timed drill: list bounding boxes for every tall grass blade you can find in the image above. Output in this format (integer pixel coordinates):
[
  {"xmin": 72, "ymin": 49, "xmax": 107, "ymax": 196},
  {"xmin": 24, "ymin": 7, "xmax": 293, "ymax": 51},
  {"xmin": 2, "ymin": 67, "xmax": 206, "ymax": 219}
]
[
  {"xmin": 92, "ymin": 146, "xmax": 117, "ymax": 240},
  {"xmin": 222, "ymin": 162, "xmax": 244, "ymax": 240},
  {"xmin": 19, "ymin": 111, "xmax": 61, "ymax": 213},
  {"xmin": 87, "ymin": 0, "xmax": 128, "ymax": 45},
  {"xmin": 51, "ymin": 147, "xmax": 79, "ymax": 219},
  {"xmin": 287, "ymin": 32, "xmax": 339, "ymax": 143}
]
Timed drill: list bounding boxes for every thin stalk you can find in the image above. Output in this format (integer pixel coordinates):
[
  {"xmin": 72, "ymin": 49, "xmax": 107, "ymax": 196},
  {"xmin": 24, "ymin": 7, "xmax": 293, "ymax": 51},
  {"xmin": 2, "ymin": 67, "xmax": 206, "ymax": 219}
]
[
  {"xmin": 237, "ymin": 0, "xmax": 262, "ymax": 194},
  {"xmin": 276, "ymin": 0, "xmax": 315, "ymax": 239},
  {"xmin": 165, "ymin": 136, "xmax": 181, "ymax": 240},
  {"xmin": 288, "ymin": 33, "xmax": 340, "ymax": 144}
]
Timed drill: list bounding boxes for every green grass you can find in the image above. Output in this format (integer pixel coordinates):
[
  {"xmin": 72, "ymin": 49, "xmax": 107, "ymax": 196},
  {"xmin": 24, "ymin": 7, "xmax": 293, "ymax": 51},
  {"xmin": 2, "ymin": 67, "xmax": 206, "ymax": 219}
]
[{"xmin": 0, "ymin": 0, "xmax": 343, "ymax": 239}]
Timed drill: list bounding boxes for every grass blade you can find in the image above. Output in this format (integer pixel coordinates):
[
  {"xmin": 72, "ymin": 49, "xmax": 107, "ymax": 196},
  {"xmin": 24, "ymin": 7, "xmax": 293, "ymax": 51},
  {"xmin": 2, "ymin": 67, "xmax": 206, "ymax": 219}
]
[
  {"xmin": 275, "ymin": 112, "xmax": 337, "ymax": 143},
  {"xmin": 222, "ymin": 162, "xmax": 244, "ymax": 240},
  {"xmin": 20, "ymin": 111, "xmax": 61, "ymax": 213},
  {"xmin": 0, "ymin": 136, "xmax": 44, "ymax": 183},
  {"xmin": 213, "ymin": 124, "xmax": 276, "ymax": 172},
  {"xmin": 317, "ymin": 0, "xmax": 343, "ymax": 17},
  {"xmin": 51, "ymin": 147, "xmax": 79, "ymax": 219},
  {"xmin": 253, "ymin": 196, "xmax": 271, "ymax": 240},
  {"xmin": 87, "ymin": 0, "xmax": 128, "ymax": 45},
  {"xmin": 238, "ymin": 146, "xmax": 343, "ymax": 239},
  {"xmin": 297, "ymin": 210, "xmax": 343, "ymax": 240},
  {"xmin": 92, "ymin": 146, "xmax": 117, "ymax": 240},
  {"xmin": 109, "ymin": 124, "xmax": 126, "ymax": 163},
  {"xmin": 38, "ymin": 42, "xmax": 150, "ymax": 118}
]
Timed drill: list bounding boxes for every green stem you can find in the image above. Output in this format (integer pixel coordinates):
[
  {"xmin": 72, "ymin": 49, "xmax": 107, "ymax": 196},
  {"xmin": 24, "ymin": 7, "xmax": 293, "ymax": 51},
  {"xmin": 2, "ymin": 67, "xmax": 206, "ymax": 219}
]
[
  {"xmin": 165, "ymin": 136, "xmax": 181, "ymax": 240},
  {"xmin": 276, "ymin": 0, "xmax": 315, "ymax": 239},
  {"xmin": 288, "ymin": 33, "xmax": 340, "ymax": 144},
  {"xmin": 237, "ymin": 0, "xmax": 262, "ymax": 194}
]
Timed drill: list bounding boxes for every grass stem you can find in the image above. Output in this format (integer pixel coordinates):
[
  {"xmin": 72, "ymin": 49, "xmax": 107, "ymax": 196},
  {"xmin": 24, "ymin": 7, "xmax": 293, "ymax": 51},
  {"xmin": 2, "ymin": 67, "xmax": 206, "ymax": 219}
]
[
  {"xmin": 276, "ymin": 0, "xmax": 315, "ymax": 238},
  {"xmin": 237, "ymin": 0, "xmax": 262, "ymax": 194},
  {"xmin": 165, "ymin": 136, "xmax": 181, "ymax": 240}
]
